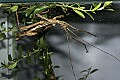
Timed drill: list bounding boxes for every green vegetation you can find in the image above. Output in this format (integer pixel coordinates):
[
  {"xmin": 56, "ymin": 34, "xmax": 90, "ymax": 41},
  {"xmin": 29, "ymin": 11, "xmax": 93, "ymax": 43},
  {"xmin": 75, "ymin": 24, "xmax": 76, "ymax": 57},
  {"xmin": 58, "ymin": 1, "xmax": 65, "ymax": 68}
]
[{"xmin": 0, "ymin": 1, "xmax": 117, "ymax": 80}]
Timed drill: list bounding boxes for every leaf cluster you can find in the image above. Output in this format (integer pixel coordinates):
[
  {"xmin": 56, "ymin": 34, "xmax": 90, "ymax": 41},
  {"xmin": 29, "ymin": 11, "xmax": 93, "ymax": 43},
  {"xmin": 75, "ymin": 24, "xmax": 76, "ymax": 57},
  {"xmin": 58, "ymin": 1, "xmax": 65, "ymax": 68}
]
[
  {"xmin": 0, "ymin": 1, "xmax": 113, "ymax": 24},
  {"xmin": 1, "ymin": 37, "xmax": 46, "ymax": 69},
  {"xmin": 79, "ymin": 67, "xmax": 98, "ymax": 80},
  {"xmin": 0, "ymin": 36, "xmax": 58, "ymax": 79}
]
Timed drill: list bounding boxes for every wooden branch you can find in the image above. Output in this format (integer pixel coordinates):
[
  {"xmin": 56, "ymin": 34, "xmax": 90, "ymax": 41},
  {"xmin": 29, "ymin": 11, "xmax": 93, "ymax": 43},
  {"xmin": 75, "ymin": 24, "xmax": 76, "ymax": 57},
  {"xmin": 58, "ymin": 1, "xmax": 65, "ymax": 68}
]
[
  {"xmin": 20, "ymin": 21, "xmax": 45, "ymax": 31},
  {"xmin": 17, "ymin": 14, "xmax": 65, "ymax": 40},
  {"xmin": 16, "ymin": 11, "xmax": 20, "ymax": 28}
]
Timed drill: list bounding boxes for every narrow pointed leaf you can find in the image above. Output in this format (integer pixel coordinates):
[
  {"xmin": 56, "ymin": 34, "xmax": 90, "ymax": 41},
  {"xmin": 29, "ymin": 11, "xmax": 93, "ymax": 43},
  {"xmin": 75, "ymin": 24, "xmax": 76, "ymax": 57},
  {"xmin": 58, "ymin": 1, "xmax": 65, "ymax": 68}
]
[
  {"xmin": 90, "ymin": 5, "xmax": 93, "ymax": 10},
  {"xmin": 27, "ymin": 55, "xmax": 32, "ymax": 65},
  {"xmin": 103, "ymin": 1, "xmax": 113, "ymax": 8},
  {"xmin": 1, "ymin": 33, "xmax": 6, "ymax": 39},
  {"xmin": 92, "ymin": 3, "xmax": 101, "ymax": 11},
  {"xmin": 92, "ymin": 3, "xmax": 98, "ymax": 7},
  {"xmin": 33, "ymin": 5, "xmax": 49, "ymax": 15},
  {"xmin": 54, "ymin": 65, "xmax": 60, "ymax": 68},
  {"xmin": 104, "ymin": 9, "xmax": 114, "ymax": 11},
  {"xmin": 39, "ymin": 37, "xmax": 47, "ymax": 48},
  {"xmin": 80, "ymin": 70, "xmax": 88, "ymax": 73},
  {"xmin": 86, "ymin": 12, "xmax": 94, "ymax": 20},
  {"xmin": 1, "ymin": 62, "xmax": 5, "ymax": 66},
  {"xmin": 74, "ymin": 10, "xmax": 85, "ymax": 18},
  {"xmin": 61, "ymin": 6, "xmax": 67, "ymax": 13},
  {"xmin": 8, "ymin": 62, "xmax": 17, "ymax": 69},
  {"xmin": 90, "ymin": 69, "xmax": 99, "ymax": 74},
  {"xmin": 26, "ymin": 5, "xmax": 36, "ymax": 17},
  {"xmin": 8, "ymin": 54, "xmax": 12, "ymax": 61},
  {"xmin": 18, "ymin": 46, "xmax": 23, "ymax": 57},
  {"xmin": 79, "ymin": 7, "xmax": 85, "ymax": 10}
]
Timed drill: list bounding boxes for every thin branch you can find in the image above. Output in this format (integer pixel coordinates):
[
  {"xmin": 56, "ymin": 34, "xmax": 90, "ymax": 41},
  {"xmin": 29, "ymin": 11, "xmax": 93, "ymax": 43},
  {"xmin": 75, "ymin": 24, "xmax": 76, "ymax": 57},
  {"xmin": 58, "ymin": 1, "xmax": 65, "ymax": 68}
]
[
  {"xmin": 53, "ymin": 15, "xmax": 64, "ymax": 20},
  {"xmin": 36, "ymin": 14, "xmax": 50, "ymax": 21},
  {"xmin": 16, "ymin": 11, "xmax": 20, "ymax": 28},
  {"xmin": 39, "ymin": 9, "xmax": 49, "ymax": 15},
  {"xmin": 20, "ymin": 21, "xmax": 45, "ymax": 31}
]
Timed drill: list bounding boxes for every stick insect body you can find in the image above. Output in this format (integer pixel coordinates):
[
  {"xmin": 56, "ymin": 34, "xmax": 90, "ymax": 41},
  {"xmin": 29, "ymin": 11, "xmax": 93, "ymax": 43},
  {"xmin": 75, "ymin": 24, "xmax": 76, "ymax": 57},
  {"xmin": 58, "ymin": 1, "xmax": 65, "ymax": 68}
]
[{"xmin": 17, "ymin": 14, "xmax": 120, "ymax": 63}]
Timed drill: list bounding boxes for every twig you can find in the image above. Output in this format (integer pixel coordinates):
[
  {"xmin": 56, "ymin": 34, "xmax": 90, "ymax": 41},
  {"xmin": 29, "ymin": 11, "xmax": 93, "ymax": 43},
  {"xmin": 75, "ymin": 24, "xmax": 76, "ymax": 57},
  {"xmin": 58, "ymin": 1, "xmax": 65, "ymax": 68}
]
[
  {"xmin": 36, "ymin": 14, "xmax": 50, "ymax": 21},
  {"xmin": 20, "ymin": 21, "xmax": 45, "ymax": 31},
  {"xmin": 39, "ymin": 9, "xmax": 49, "ymax": 15},
  {"xmin": 16, "ymin": 11, "xmax": 20, "ymax": 28}
]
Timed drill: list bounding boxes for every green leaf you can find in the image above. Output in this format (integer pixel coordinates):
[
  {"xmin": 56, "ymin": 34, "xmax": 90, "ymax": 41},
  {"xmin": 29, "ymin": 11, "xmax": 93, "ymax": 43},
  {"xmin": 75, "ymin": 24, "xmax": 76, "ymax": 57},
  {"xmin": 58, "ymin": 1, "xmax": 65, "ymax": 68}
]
[
  {"xmin": 85, "ymin": 12, "xmax": 94, "ymax": 20},
  {"xmin": 34, "ymin": 51, "xmax": 40, "ymax": 62},
  {"xmin": 29, "ymin": 14, "xmax": 34, "ymax": 18},
  {"xmin": 26, "ymin": 5, "xmax": 37, "ymax": 17},
  {"xmin": 42, "ymin": 14, "xmax": 48, "ymax": 18},
  {"xmin": 33, "ymin": 5, "xmax": 49, "ymax": 15},
  {"xmin": 8, "ymin": 62, "xmax": 17, "ymax": 69},
  {"xmin": 90, "ymin": 5, "xmax": 93, "ymax": 10},
  {"xmin": 1, "ymin": 62, "xmax": 6, "ymax": 66},
  {"xmin": 54, "ymin": 65, "xmax": 60, "ymax": 68},
  {"xmin": 34, "ymin": 76, "xmax": 41, "ymax": 80},
  {"xmin": 103, "ymin": 1, "xmax": 113, "ymax": 8},
  {"xmin": 90, "ymin": 69, "xmax": 99, "ymax": 74},
  {"xmin": 18, "ymin": 46, "xmax": 23, "ymax": 57},
  {"xmin": 92, "ymin": 3, "xmax": 101, "ymax": 11},
  {"xmin": 76, "ymin": 3, "xmax": 81, "ymax": 8},
  {"xmin": 8, "ymin": 54, "xmax": 12, "ymax": 61},
  {"xmin": 61, "ymin": 6, "xmax": 67, "ymax": 13},
  {"xmin": 80, "ymin": 70, "xmax": 88, "ymax": 73},
  {"xmin": 0, "ymin": 21, "xmax": 5, "ymax": 26},
  {"xmin": 38, "ymin": 37, "xmax": 47, "ymax": 48},
  {"xmin": 1, "ymin": 33, "xmax": 6, "ymax": 39},
  {"xmin": 92, "ymin": 3, "xmax": 98, "ymax": 7},
  {"xmin": 26, "ymin": 22, "xmax": 33, "ymax": 24},
  {"xmin": 10, "ymin": 6, "xmax": 18, "ymax": 12},
  {"xmin": 104, "ymin": 9, "xmax": 114, "ymax": 11},
  {"xmin": 26, "ymin": 54, "xmax": 32, "ymax": 65},
  {"xmin": 74, "ymin": 10, "xmax": 85, "ymax": 18},
  {"xmin": 79, "ymin": 7, "xmax": 85, "ymax": 10}
]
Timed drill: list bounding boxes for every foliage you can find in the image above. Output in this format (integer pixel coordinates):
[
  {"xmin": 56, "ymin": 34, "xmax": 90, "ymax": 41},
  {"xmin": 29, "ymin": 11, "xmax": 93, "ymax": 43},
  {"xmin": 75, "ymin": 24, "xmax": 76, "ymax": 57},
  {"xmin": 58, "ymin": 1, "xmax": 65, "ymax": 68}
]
[
  {"xmin": 79, "ymin": 67, "xmax": 98, "ymax": 80},
  {"xmin": 0, "ymin": 1, "xmax": 117, "ymax": 80},
  {"xmin": 0, "ymin": 21, "xmax": 6, "ymax": 39}
]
